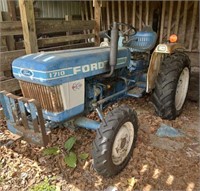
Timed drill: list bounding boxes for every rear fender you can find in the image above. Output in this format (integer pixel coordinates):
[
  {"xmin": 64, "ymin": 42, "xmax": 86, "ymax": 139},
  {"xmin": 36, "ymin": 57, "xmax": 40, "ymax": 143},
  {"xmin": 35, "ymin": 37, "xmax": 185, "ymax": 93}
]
[{"xmin": 146, "ymin": 43, "xmax": 185, "ymax": 93}]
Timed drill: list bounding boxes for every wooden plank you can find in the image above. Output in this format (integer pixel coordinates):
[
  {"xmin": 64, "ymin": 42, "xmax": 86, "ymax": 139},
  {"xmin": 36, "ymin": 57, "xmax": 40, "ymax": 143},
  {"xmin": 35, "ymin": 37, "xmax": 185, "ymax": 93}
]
[
  {"xmin": 19, "ymin": 0, "xmax": 38, "ymax": 54},
  {"xmin": 145, "ymin": 1, "xmax": 149, "ymax": 25},
  {"xmin": 2, "ymin": 11, "xmax": 15, "ymax": 51},
  {"xmin": 7, "ymin": 0, "xmax": 17, "ymax": 21},
  {"xmin": 174, "ymin": 1, "xmax": 181, "ymax": 34},
  {"xmin": 182, "ymin": 0, "xmax": 188, "ymax": 43},
  {"xmin": 112, "ymin": 0, "xmax": 115, "ymax": 23},
  {"xmin": 90, "ymin": 1, "xmax": 94, "ymax": 19},
  {"xmin": 36, "ymin": 20, "xmax": 95, "ymax": 34},
  {"xmin": 38, "ymin": 34, "xmax": 95, "ymax": 48},
  {"xmin": 139, "ymin": 1, "xmax": 142, "ymax": 30},
  {"xmin": 0, "ymin": 79, "xmax": 20, "ymax": 92},
  {"xmin": 40, "ymin": 42, "xmax": 95, "ymax": 52},
  {"xmin": 94, "ymin": 0, "xmax": 101, "ymax": 46},
  {"xmin": 0, "ymin": 50, "xmax": 26, "ymax": 72},
  {"xmin": 118, "ymin": 0, "xmax": 122, "ymax": 30},
  {"xmin": 106, "ymin": 1, "xmax": 110, "ymax": 29},
  {"xmin": 167, "ymin": 1, "xmax": 174, "ymax": 38},
  {"xmin": 124, "ymin": 1, "xmax": 128, "ymax": 30},
  {"xmin": 84, "ymin": 1, "xmax": 90, "ymax": 34},
  {"xmin": 0, "ymin": 21, "xmax": 22, "ymax": 36},
  {"xmin": 132, "ymin": 1, "xmax": 136, "ymax": 27},
  {"xmin": 189, "ymin": 1, "xmax": 198, "ymax": 51},
  {"xmin": 159, "ymin": 1, "xmax": 166, "ymax": 43}
]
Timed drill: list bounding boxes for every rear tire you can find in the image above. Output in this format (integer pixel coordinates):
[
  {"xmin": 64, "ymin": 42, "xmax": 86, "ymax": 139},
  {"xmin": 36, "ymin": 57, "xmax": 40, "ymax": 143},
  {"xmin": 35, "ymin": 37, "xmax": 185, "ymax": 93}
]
[
  {"xmin": 92, "ymin": 105, "xmax": 138, "ymax": 177},
  {"xmin": 151, "ymin": 52, "xmax": 190, "ymax": 120}
]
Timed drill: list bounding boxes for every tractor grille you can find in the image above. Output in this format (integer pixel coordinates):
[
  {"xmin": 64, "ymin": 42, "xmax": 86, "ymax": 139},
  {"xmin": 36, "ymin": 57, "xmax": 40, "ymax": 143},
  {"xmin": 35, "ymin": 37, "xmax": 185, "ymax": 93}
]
[{"xmin": 19, "ymin": 81, "xmax": 64, "ymax": 112}]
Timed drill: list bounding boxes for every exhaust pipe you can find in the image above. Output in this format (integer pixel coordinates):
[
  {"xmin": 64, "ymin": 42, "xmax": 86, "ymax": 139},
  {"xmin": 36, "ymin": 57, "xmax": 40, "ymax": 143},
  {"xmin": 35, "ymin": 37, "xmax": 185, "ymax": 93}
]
[{"xmin": 103, "ymin": 22, "xmax": 119, "ymax": 78}]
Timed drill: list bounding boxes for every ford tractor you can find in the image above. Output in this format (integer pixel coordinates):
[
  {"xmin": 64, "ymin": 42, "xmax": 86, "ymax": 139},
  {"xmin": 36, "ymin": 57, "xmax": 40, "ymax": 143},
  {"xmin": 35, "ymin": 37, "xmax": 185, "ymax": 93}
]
[{"xmin": 0, "ymin": 22, "xmax": 190, "ymax": 177}]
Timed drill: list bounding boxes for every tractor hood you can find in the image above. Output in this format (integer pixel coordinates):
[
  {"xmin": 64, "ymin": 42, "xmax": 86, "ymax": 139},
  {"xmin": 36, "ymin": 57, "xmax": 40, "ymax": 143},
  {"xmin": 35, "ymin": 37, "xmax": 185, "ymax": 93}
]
[{"xmin": 12, "ymin": 47, "xmax": 130, "ymax": 86}]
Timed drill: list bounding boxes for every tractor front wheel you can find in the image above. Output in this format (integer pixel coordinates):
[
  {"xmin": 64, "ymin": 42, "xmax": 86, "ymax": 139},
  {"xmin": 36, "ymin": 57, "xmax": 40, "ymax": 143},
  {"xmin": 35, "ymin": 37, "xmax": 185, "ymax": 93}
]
[
  {"xmin": 92, "ymin": 105, "xmax": 138, "ymax": 177},
  {"xmin": 151, "ymin": 52, "xmax": 190, "ymax": 120}
]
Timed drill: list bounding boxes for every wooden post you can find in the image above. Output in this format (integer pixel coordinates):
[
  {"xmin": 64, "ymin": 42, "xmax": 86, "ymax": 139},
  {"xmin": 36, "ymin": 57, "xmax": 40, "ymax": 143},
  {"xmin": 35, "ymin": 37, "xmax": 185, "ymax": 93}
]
[
  {"xmin": 132, "ymin": 1, "xmax": 136, "ymax": 27},
  {"xmin": 189, "ymin": 1, "xmax": 198, "ymax": 51},
  {"xmin": 93, "ymin": 0, "xmax": 101, "ymax": 46},
  {"xmin": 182, "ymin": 1, "xmax": 188, "ymax": 44},
  {"xmin": 19, "ymin": 0, "xmax": 38, "ymax": 54},
  {"xmin": 7, "ymin": 0, "xmax": 17, "ymax": 21},
  {"xmin": 167, "ymin": 1, "xmax": 174, "ymax": 39},
  {"xmin": 145, "ymin": 1, "xmax": 149, "ymax": 25},
  {"xmin": 106, "ymin": 1, "xmax": 110, "ymax": 29},
  {"xmin": 174, "ymin": 1, "xmax": 181, "ymax": 35},
  {"xmin": 118, "ymin": 0, "xmax": 122, "ymax": 30},
  {"xmin": 139, "ymin": 1, "xmax": 142, "ymax": 30},
  {"xmin": 159, "ymin": 1, "xmax": 166, "ymax": 43}
]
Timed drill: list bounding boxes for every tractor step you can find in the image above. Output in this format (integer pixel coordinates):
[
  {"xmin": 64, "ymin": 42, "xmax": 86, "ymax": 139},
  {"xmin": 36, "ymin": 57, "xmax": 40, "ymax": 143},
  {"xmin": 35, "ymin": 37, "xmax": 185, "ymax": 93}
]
[{"xmin": 127, "ymin": 87, "xmax": 145, "ymax": 98}]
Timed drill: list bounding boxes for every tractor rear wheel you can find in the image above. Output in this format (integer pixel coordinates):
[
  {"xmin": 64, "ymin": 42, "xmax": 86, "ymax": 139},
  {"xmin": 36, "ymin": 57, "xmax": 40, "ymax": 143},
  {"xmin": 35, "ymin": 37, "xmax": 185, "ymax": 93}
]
[
  {"xmin": 92, "ymin": 105, "xmax": 138, "ymax": 177},
  {"xmin": 151, "ymin": 52, "xmax": 190, "ymax": 120}
]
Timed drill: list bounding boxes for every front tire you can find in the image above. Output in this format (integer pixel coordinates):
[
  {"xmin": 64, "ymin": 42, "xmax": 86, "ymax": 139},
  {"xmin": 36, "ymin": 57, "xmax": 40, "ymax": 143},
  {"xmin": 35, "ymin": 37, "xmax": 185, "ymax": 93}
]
[
  {"xmin": 92, "ymin": 105, "xmax": 138, "ymax": 177},
  {"xmin": 151, "ymin": 52, "xmax": 190, "ymax": 120}
]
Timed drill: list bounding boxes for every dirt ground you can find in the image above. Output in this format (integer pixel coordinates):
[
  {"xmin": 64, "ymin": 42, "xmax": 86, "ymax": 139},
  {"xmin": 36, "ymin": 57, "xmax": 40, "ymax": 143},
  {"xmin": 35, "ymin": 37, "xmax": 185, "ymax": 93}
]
[{"xmin": 0, "ymin": 96, "xmax": 199, "ymax": 191}]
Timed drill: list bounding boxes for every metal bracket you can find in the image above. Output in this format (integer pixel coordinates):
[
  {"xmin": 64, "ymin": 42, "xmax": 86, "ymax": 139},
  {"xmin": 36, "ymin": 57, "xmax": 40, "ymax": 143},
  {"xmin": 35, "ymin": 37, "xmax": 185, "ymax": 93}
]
[{"xmin": 0, "ymin": 91, "xmax": 49, "ymax": 146}]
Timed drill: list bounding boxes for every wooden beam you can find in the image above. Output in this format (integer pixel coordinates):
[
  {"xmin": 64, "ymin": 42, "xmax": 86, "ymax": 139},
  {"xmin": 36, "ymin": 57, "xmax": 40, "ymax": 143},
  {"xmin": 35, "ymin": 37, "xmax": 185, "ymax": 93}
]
[
  {"xmin": 124, "ymin": 1, "xmax": 128, "ymax": 30},
  {"xmin": 139, "ymin": 1, "xmax": 142, "ymax": 30},
  {"xmin": 145, "ymin": 1, "xmax": 149, "ymax": 25},
  {"xmin": 174, "ymin": 1, "xmax": 181, "ymax": 35},
  {"xmin": 189, "ymin": 1, "xmax": 198, "ymax": 51},
  {"xmin": 132, "ymin": 1, "xmax": 136, "ymax": 27},
  {"xmin": 94, "ymin": 0, "xmax": 101, "ymax": 46},
  {"xmin": 0, "ymin": 79, "xmax": 20, "ymax": 92},
  {"xmin": 38, "ymin": 34, "xmax": 95, "ymax": 48},
  {"xmin": 118, "ymin": 0, "xmax": 122, "ymax": 30},
  {"xmin": 106, "ymin": 1, "xmax": 110, "ymax": 29},
  {"xmin": 36, "ymin": 20, "xmax": 95, "ymax": 34},
  {"xmin": 182, "ymin": 0, "xmax": 188, "ymax": 44},
  {"xmin": 0, "ymin": 21, "xmax": 22, "ymax": 36},
  {"xmin": 159, "ymin": 1, "xmax": 166, "ymax": 43},
  {"xmin": 7, "ymin": 0, "xmax": 17, "ymax": 21},
  {"xmin": 0, "ymin": 50, "xmax": 26, "ymax": 72},
  {"xmin": 112, "ymin": 0, "xmax": 115, "ymax": 23},
  {"xmin": 40, "ymin": 42, "xmax": 95, "ymax": 52},
  {"xmin": 167, "ymin": 1, "xmax": 174, "ymax": 39},
  {"xmin": 19, "ymin": 0, "xmax": 38, "ymax": 54},
  {"xmin": 2, "ymin": 12, "xmax": 15, "ymax": 51}
]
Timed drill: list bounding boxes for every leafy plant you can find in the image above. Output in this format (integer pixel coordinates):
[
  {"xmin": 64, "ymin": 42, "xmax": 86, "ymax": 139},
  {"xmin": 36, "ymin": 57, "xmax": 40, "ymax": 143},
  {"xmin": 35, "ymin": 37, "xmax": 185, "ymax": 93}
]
[
  {"xmin": 64, "ymin": 151, "xmax": 77, "ymax": 168},
  {"xmin": 79, "ymin": 153, "xmax": 89, "ymax": 160},
  {"xmin": 30, "ymin": 178, "xmax": 56, "ymax": 191},
  {"xmin": 43, "ymin": 147, "xmax": 60, "ymax": 156},
  {"xmin": 64, "ymin": 136, "xmax": 76, "ymax": 152},
  {"xmin": 42, "ymin": 136, "xmax": 89, "ymax": 169}
]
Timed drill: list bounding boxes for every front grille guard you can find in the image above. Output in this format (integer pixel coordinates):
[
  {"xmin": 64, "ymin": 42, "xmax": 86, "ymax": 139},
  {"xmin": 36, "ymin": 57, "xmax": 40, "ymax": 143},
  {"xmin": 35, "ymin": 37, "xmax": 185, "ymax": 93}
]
[{"xmin": 0, "ymin": 91, "xmax": 49, "ymax": 146}]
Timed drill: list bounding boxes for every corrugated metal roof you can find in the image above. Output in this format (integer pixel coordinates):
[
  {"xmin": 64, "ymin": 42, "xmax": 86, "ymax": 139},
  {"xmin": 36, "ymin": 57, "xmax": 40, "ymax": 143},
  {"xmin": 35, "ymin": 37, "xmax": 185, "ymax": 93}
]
[{"xmin": 35, "ymin": 1, "xmax": 81, "ymax": 18}]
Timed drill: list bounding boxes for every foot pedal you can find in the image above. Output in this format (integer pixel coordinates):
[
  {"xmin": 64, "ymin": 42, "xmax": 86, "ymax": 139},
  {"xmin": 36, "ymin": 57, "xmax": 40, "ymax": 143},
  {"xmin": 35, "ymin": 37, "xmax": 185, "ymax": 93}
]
[{"xmin": 127, "ymin": 87, "xmax": 145, "ymax": 98}]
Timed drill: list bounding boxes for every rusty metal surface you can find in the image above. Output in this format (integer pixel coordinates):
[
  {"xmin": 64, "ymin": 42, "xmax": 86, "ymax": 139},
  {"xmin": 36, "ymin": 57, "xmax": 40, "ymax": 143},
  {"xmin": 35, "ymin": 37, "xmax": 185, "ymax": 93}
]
[
  {"xmin": 0, "ymin": 90, "xmax": 49, "ymax": 146},
  {"xmin": 20, "ymin": 81, "xmax": 64, "ymax": 113}
]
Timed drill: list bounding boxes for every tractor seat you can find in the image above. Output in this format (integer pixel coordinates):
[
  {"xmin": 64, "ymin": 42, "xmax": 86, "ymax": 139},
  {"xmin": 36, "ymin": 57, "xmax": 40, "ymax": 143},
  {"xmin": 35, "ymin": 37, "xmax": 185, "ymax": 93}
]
[{"xmin": 126, "ymin": 26, "xmax": 157, "ymax": 52}]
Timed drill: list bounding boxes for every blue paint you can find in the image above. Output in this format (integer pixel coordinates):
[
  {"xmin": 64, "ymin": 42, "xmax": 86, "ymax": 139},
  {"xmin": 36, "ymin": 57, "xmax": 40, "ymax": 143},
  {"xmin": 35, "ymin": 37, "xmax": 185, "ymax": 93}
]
[
  {"xmin": 42, "ymin": 104, "xmax": 84, "ymax": 122},
  {"xmin": 12, "ymin": 47, "xmax": 130, "ymax": 86},
  {"xmin": 74, "ymin": 117, "xmax": 100, "ymax": 130}
]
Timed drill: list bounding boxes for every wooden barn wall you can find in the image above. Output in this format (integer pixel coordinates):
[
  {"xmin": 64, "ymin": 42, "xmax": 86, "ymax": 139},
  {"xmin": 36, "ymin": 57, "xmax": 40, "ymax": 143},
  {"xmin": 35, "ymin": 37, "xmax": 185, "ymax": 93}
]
[
  {"xmin": 82, "ymin": 1, "xmax": 199, "ymax": 53},
  {"xmin": 34, "ymin": 1, "xmax": 81, "ymax": 19}
]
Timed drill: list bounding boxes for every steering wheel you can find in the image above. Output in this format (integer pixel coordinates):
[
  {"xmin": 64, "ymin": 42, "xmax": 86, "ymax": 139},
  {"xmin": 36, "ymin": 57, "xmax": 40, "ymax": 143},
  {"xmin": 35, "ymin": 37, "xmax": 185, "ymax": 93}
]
[{"xmin": 111, "ymin": 22, "xmax": 137, "ymax": 37}]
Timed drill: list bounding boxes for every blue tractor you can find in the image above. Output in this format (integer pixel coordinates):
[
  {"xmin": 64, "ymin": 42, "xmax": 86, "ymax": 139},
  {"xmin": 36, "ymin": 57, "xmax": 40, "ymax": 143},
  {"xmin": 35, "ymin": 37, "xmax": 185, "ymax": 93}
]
[{"xmin": 0, "ymin": 22, "xmax": 190, "ymax": 177}]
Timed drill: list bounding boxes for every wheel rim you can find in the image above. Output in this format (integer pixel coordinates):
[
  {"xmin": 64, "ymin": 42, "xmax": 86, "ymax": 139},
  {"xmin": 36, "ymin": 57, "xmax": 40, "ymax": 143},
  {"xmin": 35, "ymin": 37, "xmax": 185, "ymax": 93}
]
[
  {"xmin": 112, "ymin": 122, "xmax": 134, "ymax": 165},
  {"xmin": 175, "ymin": 67, "xmax": 190, "ymax": 111}
]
